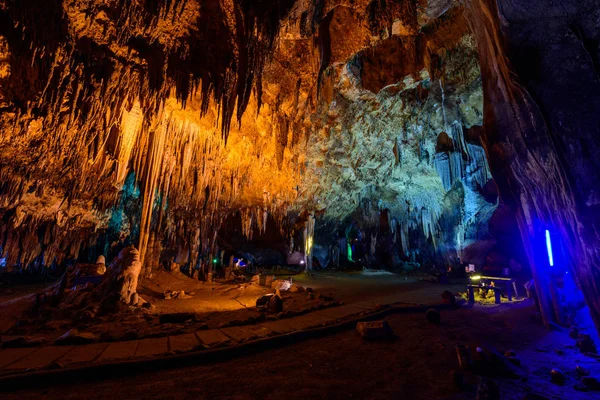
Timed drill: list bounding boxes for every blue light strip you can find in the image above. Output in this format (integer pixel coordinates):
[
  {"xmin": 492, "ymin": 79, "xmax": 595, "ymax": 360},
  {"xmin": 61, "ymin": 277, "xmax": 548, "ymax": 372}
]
[{"xmin": 545, "ymin": 229, "xmax": 554, "ymax": 267}]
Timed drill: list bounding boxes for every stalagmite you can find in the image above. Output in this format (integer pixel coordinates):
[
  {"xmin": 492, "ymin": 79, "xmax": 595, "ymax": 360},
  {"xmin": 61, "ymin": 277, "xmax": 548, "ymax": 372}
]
[{"xmin": 99, "ymin": 246, "xmax": 142, "ymax": 305}]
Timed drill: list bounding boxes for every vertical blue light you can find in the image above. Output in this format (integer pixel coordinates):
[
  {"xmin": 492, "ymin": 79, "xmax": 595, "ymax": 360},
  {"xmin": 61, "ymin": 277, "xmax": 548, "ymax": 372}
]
[{"xmin": 545, "ymin": 229, "xmax": 554, "ymax": 267}]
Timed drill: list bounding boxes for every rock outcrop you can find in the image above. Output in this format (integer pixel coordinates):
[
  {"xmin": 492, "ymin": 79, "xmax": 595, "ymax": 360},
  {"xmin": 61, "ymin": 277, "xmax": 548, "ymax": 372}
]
[
  {"xmin": 97, "ymin": 246, "xmax": 143, "ymax": 305},
  {"xmin": 464, "ymin": 0, "xmax": 600, "ymax": 332}
]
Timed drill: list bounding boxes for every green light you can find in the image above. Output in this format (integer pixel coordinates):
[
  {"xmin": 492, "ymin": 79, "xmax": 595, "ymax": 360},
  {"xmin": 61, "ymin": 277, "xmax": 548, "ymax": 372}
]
[
  {"xmin": 213, "ymin": 258, "xmax": 218, "ymax": 263},
  {"xmin": 347, "ymin": 243, "xmax": 353, "ymax": 262}
]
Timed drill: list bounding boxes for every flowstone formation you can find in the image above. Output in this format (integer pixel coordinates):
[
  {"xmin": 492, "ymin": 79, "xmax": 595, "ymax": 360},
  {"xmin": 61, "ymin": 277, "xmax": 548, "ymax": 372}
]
[
  {"xmin": 301, "ymin": 35, "xmax": 496, "ymax": 269},
  {"xmin": 0, "ymin": 0, "xmax": 503, "ymax": 277}
]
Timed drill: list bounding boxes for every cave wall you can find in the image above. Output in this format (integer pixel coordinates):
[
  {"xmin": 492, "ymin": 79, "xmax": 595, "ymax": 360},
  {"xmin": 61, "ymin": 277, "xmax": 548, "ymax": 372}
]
[{"xmin": 464, "ymin": 0, "xmax": 600, "ymax": 330}]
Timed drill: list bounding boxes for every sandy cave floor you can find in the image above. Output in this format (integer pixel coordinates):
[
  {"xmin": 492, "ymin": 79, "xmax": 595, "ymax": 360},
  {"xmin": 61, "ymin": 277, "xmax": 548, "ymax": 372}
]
[{"xmin": 0, "ymin": 270, "xmax": 428, "ymax": 344}]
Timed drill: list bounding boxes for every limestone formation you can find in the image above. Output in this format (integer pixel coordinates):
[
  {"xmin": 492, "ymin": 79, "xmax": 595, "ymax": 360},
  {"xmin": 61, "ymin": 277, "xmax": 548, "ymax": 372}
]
[
  {"xmin": 99, "ymin": 246, "xmax": 143, "ymax": 305},
  {"xmin": 0, "ymin": 0, "xmax": 598, "ymax": 333},
  {"xmin": 95, "ymin": 255, "xmax": 107, "ymax": 275}
]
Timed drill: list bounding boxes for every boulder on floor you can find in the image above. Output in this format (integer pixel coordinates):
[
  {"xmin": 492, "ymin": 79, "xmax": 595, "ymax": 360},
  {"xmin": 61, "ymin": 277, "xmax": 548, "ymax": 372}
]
[
  {"xmin": 97, "ymin": 246, "xmax": 142, "ymax": 304},
  {"xmin": 271, "ymin": 279, "xmax": 291, "ymax": 291},
  {"xmin": 289, "ymin": 283, "xmax": 305, "ymax": 293},
  {"xmin": 267, "ymin": 294, "xmax": 284, "ymax": 313}
]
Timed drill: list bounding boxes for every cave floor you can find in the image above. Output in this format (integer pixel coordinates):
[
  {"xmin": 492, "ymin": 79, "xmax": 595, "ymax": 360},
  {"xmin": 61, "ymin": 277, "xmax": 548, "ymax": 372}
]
[
  {"xmin": 0, "ymin": 270, "xmax": 437, "ymax": 345},
  {"xmin": 2, "ymin": 300, "xmax": 598, "ymax": 399}
]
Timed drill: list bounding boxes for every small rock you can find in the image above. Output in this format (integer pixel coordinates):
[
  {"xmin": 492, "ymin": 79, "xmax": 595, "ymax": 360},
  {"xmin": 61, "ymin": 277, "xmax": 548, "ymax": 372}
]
[
  {"xmin": 177, "ymin": 291, "xmax": 192, "ymax": 299},
  {"xmin": 267, "ymin": 294, "xmax": 283, "ymax": 313},
  {"xmin": 289, "ymin": 283, "xmax": 304, "ymax": 293},
  {"xmin": 569, "ymin": 325, "xmax": 580, "ymax": 339},
  {"xmin": 576, "ymin": 365, "xmax": 590, "ymax": 376},
  {"xmin": 550, "ymin": 368, "xmax": 565, "ymax": 385},
  {"xmin": 54, "ymin": 329, "xmax": 97, "ymax": 345},
  {"xmin": 577, "ymin": 334, "xmax": 597, "ymax": 353},
  {"xmin": 271, "ymin": 279, "xmax": 291, "ymax": 291},
  {"xmin": 307, "ymin": 293, "xmax": 315, "ymax": 300},
  {"xmin": 256, "ymin": 294, "xmax": 274, "ymax": 309},
  {"xmin": 251, "ymin": 274, "xmax": 260, "ymax": 284},
  {"xmin": 426, "ymin": 309, "xmax": 441, "ymax": 325},
  {"xmin": 24, "ymin": 337, "xmax": 46, "ymax": 347},
  {"xmin": 581, "ymin": 376, "xmax": 600, "ymax": 390},
  {"xmin": 305, "ymin": 287, "xmax": 314, "ymax": 293},
  {"xmin": 47, "ymin": 361, "xmax": 64, "ymax": 370},
  {"xmin": 356, "ymin": 321, "xmax": 395, "ymax": 340}
]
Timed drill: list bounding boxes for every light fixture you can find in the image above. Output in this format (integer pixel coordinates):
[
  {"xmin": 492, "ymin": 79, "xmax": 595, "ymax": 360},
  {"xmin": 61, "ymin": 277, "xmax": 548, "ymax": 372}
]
[
  {"xmin": 470, "ymin": 275, "xmax": 481, "ymax": 281},
  {"xmin": 545, "ymin": 229, "xmax": 554, "ymax": 267}
]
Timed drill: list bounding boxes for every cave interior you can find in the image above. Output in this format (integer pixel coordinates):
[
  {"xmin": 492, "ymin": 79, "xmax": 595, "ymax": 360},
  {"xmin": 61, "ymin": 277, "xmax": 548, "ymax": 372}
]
[{"xmin": 1, "ymin": 0, "xmax": 600, "ymax": 397}]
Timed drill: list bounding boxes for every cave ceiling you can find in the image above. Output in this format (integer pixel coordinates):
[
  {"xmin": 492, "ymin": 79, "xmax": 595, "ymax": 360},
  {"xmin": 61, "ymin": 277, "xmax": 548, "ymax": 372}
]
[{"xmin": 0, "ymin": 0, "xmax": 498, "ymax": 269}]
